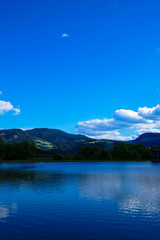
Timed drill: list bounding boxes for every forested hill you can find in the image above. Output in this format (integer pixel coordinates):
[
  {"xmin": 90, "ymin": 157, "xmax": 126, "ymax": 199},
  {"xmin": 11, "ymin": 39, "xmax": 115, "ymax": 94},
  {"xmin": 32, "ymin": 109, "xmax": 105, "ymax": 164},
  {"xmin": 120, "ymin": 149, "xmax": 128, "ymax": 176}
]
[
  {"xmin": 129, "ymin": 133, "xmax": 160, "ymax": 146},
  {"xmin": 0, "ymin": 128, "xmax": 116, "ymax": 153},
  {"xmin": 0, "ymin": 129, "xmax": 160, "ymax": 153}
]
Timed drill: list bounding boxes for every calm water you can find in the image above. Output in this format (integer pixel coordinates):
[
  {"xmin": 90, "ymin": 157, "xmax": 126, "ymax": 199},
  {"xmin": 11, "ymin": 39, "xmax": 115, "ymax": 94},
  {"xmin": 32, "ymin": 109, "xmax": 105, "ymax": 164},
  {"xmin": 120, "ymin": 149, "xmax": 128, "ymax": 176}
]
[{"xmin": 0, "ymin": 162, "xmax": 160, "ymax": 240}]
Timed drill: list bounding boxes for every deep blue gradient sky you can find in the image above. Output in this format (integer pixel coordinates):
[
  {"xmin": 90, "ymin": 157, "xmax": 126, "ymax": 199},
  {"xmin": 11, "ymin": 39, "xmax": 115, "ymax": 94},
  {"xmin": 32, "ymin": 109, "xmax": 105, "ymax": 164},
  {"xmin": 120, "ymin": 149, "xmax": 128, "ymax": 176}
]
[{"xmin": 1, "ymin": 0, "xmax": 160, "ymax": 139}]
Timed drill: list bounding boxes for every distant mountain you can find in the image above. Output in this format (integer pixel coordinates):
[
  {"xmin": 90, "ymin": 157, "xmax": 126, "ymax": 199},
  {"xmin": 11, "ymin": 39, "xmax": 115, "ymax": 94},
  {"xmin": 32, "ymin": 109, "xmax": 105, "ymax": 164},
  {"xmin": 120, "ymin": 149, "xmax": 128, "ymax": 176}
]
[
  {"xmin": 0, "ymin": 128, "xmax": 117, "ymax": 153},
  {"xmin": 1, "ymin": 128, "xmax": 159, "ymax": 153},
  {"xmin": 130, "ymin": 133, "xmax": 160, "ymax": 146}
]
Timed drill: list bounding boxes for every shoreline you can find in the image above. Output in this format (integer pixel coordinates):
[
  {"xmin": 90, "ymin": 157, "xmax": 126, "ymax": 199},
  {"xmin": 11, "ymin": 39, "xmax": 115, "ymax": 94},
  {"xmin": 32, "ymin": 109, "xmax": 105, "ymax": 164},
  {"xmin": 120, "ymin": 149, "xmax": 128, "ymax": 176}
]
[{"xmin": 0, "ymin": 159, "xmax": 152, "ymax": 163}]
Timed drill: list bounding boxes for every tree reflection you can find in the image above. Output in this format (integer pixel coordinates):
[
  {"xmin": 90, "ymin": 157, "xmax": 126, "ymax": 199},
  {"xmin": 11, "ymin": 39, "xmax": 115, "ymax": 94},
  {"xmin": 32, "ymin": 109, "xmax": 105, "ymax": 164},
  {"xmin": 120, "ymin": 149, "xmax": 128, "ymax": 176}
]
[{"xmin": 0, "ymin": 168, "xmax": 81, "ymax": 190}]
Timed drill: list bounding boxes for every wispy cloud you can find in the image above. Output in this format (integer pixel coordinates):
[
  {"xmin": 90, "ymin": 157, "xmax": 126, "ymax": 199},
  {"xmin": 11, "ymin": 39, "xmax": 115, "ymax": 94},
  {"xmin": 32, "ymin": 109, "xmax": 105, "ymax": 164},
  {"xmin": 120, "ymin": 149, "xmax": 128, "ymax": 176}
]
[
  {"xmin": 0, "ymin": 91, "xmax": 2, "ymax": 95},
  {"xmin": 13, "ymin": 108, "xmax": 21, "ymax": 115},
  {"xmin": 20, "ymin": 128, "xmax": 34, "ymax": 131},
  {"xmin": 61, "ymin": 33, "xmax": 69, "ymax": 38},
  {"xmin": 76, "ymin": 104, "xmax": 160, "ymax": 140}
]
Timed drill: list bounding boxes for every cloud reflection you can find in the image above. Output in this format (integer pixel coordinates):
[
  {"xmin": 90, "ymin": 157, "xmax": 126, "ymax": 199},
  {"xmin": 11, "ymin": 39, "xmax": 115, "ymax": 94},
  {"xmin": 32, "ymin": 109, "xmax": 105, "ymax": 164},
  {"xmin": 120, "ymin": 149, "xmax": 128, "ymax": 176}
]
[
  {"xmin": 1, "ymin": 165, "xmax": 160, "ymax": 220},
  {"xmin": 78, "ymin": 172, "xmax": 160, "ymax": 217},
  {"xmin": 0, "ymin": 203, "xmax": 17, "ymax": 221}
]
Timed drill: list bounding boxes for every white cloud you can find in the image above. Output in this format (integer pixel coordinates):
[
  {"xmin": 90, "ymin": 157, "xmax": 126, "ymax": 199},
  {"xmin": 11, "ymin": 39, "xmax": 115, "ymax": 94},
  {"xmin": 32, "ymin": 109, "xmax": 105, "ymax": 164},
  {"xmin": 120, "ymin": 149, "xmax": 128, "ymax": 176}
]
[
  {"xmin": 62, "ymin": 33, "xmax": 69, "ymax": 38},
  {"xmin": 0, "ymin": 100, "xmax": 20, "ymax": 115},
  {"xmin": 13, "ymin": 108, "xmax": 21, "ymax": 115},
  {"xmin": 20, "ymin": 128, "xmax": 33, "ymax": 131},
  {"xmin": 0, "ymin": 101, "xmax": 13, "ymax": 115},
  {"xmin": 138, "ymin": 105, "xmax": 160, "ymax": 120},
  {"xmin": 85, "ymin": 131, "xmax": 132, "ymax": 141},
  {"xmin": 114, "ymin": 109, "xmax": 146, "ymax": 123},
  {"xmin": 76, "ymin": 104, "xmax": 160, "ymax": 140},
  {"xmin": 135, "ymin": 128, "xmax": 160, "ymax": 136}
]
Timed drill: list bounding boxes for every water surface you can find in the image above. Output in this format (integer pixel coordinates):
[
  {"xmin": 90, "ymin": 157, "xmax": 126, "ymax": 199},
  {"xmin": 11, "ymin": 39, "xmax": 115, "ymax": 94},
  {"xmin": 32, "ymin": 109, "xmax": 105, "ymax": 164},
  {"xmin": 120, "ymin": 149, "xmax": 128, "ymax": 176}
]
[{"xmin": 0, "ymin": 162, "xmax": 160, "ymax": 240}]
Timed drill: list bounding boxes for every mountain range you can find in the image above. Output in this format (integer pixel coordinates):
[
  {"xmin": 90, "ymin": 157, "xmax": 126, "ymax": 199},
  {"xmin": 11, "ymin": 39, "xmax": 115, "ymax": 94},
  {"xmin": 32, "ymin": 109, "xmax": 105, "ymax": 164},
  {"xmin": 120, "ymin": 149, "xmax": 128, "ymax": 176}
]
[{"xmin": 0, "ymin": 128, "xmax": 159, "ymax": 153}]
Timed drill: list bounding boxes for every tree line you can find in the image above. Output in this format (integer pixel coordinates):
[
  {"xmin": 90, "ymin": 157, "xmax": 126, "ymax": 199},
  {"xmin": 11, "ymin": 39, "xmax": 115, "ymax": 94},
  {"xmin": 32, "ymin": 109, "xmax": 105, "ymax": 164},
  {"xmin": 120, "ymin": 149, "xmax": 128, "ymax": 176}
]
[
  {"xmin": 0, "ymin": 138, "xmax": 152, "ymax": 161},
  {"xmin": 53, "ymin": 143, "xmax": 151, "ymax": 161},
  {"xmin": 0, "ymin": 139, "xmax": 35, "ymax": 160}
]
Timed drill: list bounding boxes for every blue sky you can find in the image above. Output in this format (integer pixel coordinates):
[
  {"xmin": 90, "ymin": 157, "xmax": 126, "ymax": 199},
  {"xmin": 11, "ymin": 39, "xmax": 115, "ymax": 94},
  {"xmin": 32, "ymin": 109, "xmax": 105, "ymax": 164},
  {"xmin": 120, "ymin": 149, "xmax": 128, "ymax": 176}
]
[{"xmin": 1, "ymin": 0, "xmax": 160, "ymax": 140}]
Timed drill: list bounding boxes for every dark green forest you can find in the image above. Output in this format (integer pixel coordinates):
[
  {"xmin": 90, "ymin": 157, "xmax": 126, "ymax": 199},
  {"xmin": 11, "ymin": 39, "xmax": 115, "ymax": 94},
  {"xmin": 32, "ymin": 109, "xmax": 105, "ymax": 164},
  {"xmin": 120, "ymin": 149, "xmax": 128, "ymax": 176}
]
[
  {"xmin": 0, "ymin": 139, "xmax": 35, "ymax": 160},
  {"xmin": 52, "ymin": 143, "xmax": 151, "ymax": 161},
  {"xmin": 0, "ymin": 138, "xmax": 152, "ymax": 161}
]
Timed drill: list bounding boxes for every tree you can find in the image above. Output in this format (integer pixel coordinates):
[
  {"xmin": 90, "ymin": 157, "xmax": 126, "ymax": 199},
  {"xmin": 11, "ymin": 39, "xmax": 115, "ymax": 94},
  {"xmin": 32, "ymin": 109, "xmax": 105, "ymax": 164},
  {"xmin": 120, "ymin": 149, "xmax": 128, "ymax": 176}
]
[
  {"xmin": 0, "ymin": 138, "xmax": 5, "ymax": 160},
  {"xmin": 5, "ymin": 141, "xmax": 35, "ymax": 160},
  {"xmin": 134, "ymin": 144, "xmax": 151, "ymax": 160},
  {"xmin": 52, "ymin": 152, "xmax": 64, "ymax": 161},
  {"xmin": 75, "ymin": 145, "xmax": 111, "ymax": 161},
  {"xmin": 112, "ymin": 142, "xmax": 140, "ymax": 160},
  {"xmin": 112, "ymin": 142, "xmax": 151, "ymax": 160},
  {"xmin": 64, "ymin": 153, "xmax": 73, "ymax": 160}
]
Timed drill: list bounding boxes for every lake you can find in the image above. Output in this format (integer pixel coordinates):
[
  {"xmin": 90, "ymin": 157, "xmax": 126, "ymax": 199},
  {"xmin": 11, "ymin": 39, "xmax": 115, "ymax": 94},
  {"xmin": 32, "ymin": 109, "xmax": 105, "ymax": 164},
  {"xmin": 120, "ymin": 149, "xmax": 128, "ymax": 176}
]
[{"xmin": 0, "ymin": 162, "xmax": 160, "ymax": 240}]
